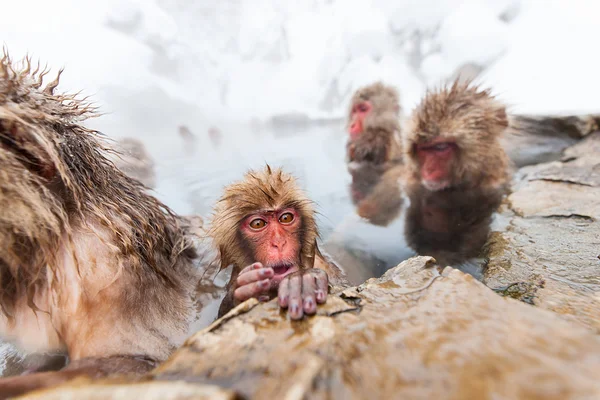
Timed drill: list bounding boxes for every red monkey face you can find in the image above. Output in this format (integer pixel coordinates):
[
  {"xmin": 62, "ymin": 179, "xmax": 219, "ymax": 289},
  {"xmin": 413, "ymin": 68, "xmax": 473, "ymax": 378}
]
[
  {"xmin": 240, "ymin": 208, "xmax": 302, "ymax": 285},
  {"xmin": 348, "ymin": 101, "xmax": 372, "ymax": 140},
  {"xmin": 415, "ymin": 138, "xmax": 458, "ymax": 191}
]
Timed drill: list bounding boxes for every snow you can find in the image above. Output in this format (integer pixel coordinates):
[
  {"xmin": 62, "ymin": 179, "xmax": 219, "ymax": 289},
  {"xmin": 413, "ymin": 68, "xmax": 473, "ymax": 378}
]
[{"xmin": 480, "ymin": 0, "xmax": 600, "ymax": 114}]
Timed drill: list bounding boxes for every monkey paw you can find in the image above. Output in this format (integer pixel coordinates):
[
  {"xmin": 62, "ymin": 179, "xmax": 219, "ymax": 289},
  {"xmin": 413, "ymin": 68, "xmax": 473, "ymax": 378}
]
[{"xmin": 278, "ymin": 268, "xmax": 328, "ymax": 320}]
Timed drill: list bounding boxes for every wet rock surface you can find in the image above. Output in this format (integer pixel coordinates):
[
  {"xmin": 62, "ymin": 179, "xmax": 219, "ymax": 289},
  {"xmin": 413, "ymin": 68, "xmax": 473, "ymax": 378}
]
[
  {"xmin": 20, "ymin": 256, "xmax": 600, "ymax": 399},
  {"xmin": 484, "ymin": 132, "xmax": 600, "ymax": 332}
]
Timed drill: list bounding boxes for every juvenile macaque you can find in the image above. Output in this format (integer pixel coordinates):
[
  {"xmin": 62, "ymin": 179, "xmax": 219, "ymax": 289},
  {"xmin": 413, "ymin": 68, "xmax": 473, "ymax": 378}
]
[
  {"xmin": 345, "ymin": 82, "xmax": 404, "ymax": 226},
  {"xmin": 210, "ymin": 166, "xmax": 348, "ymax": 320},
  {"xmin": 403, "ymin": 80, "xmax": 511, "ymax": 193},
  {"xmin": 0, "ymin": 53, "xmax": 209, "ymax": 397}
]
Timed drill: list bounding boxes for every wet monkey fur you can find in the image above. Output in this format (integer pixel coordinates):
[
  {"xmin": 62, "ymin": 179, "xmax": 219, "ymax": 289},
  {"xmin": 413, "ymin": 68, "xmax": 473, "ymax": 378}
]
[
  {"xmin": 403, "ymin": 79, "xmax": 600, "ymax": 193},
  {"xmin": 403, "ymin": 80, "xmax": 511, "ymax": 193},
  {"xmin": 0, "ymin": 53, "xmax": 208, "ymax": 397},
  {"xmin": 210, "ymin": 166, "xmax": 348, "ymax": 320}
]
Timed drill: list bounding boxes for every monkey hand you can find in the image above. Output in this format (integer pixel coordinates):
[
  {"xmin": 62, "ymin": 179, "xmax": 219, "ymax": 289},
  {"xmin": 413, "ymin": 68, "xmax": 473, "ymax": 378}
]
[
  {"xmin": 277, "ymin": 268, "xmax": 328, "ymax": 320},
  {"xmin": 233, "ymin": 262, "xmax": 275, "ymax": 304}
]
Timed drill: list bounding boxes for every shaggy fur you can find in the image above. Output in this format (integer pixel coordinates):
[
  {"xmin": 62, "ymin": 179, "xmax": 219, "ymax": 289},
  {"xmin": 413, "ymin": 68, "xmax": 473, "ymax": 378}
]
[
  {"xmin": 403, "ymin": 80, "xmax": 510, "ymax": 190},
  {"xmin": 209, "ymin": 165, "xmax": 348, "ymax": 317},
  {"xmin": 0, "ymin": 52, "xmax": 198, "ymax": 361},
  {"xmin": 347, "ymin": 82, "xmax": 402, "ymax": 164},
  {"xmin": 210, "ymin": 165, "xmax": 318, "ymax": 274}
]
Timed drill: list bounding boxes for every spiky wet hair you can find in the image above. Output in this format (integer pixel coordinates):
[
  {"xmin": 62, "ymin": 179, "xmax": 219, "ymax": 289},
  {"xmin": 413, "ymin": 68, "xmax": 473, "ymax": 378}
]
[
  {"xmin": 403, "ymin": 80, "xmax": 510, "ymax": 188},
  {"xmin": 0, "ymin": 52, "xmax": 193, "ymax": 315},
  {"xmin": 209, "ymin": 165, "xmax": 318, "ymax": 272}
]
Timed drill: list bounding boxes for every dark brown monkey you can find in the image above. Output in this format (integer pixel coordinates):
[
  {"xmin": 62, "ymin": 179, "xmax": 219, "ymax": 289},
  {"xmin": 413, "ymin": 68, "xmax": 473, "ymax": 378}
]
[
  {"xmin": 0, "ymin": 53, "xmax": 207, "ymax": 397},
  {"xmin": 403, "ymin": 80, "xmax": 511, "ymax": 193},
  {"xmin": 346, "ymin": 82, "xmax": 404, "ymax": 226},
  {"xmin": 210, "ymin": 166, "xmax": 348, "ymax": 320},
  {"xmin": 401, "ymin": 80, "xmax": 512, "ymax": 276}
]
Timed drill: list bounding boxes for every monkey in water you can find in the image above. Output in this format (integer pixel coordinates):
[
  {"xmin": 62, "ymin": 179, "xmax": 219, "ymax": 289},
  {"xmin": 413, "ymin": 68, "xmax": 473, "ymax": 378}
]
[
  {"xmin": 0, "ymin": 53, "xmax": 211, "ymax": 397},
  {"xmin": 210, "ymin": 166, "xmax": 348, "ymax": 320},
  {"xmin": 400, "ymin": 80, "xmax": 511, "ymax": 277},
  {"xmin": 403, "ymin": 79, "xmax": 511, "ymax": 194},
  {"xmin": 345, "ymin": 82, "xmax": 404, "ymax": 226}
]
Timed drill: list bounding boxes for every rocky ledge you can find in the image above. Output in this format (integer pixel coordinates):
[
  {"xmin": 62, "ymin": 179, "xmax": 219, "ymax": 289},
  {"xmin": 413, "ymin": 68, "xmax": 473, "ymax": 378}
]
[
  {"xmin": 17, "ymin": 134, "xmax": 600, "ymax": 400},
  {"xmin": 484, "ymin": 132, "xmax": 600, "ymax": 333}
]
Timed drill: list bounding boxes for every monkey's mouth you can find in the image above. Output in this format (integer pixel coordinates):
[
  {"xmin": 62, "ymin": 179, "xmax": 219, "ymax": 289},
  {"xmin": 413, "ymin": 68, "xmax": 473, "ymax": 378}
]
[
  {"xmin": 422, "ymin": 179, "xmax": 451, "ymax": 192},
  {"xmin": 269, "ymin": 262, "xmax": 299, "ymax": 281}
]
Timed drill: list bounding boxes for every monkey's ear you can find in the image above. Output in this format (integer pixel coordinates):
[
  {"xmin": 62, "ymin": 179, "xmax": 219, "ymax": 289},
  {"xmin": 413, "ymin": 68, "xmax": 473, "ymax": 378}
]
[{"xmin": 0, "ymin": 119, "xmax": 56, "ymax": 180}]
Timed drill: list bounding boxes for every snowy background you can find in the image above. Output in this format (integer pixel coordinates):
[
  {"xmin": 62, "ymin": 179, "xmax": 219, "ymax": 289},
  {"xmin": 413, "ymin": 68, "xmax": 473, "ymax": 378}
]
[
  {"xmin": 2, "ymin": 0, "xmax": 600, "ymax": 372},
  {"xmin": 3, "ymin": 0, "xmax": 600, "ymax": 222}
]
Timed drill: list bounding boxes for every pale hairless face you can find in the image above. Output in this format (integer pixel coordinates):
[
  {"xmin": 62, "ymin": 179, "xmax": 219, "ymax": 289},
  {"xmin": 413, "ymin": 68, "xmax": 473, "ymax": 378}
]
[{"xmin": 233, "ymin": 207, "xmax": 328, "ymax": 320}]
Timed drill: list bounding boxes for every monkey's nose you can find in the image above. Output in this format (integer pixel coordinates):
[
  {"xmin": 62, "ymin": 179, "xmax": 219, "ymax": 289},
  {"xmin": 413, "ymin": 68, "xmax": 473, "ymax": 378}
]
[{"xmin": 271, "ymin": 239, "xmax": 287, "ymax": 250}]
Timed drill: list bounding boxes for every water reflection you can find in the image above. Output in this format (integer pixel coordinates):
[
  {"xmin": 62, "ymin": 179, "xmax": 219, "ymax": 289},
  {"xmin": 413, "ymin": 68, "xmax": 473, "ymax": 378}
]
[
  {"xmin": 404, "ymin": 185, "xmax": 505, "ymax": 280},
  {"xmin": 130, "ymin": 120, "xmax": 506, "ymax": 285}
]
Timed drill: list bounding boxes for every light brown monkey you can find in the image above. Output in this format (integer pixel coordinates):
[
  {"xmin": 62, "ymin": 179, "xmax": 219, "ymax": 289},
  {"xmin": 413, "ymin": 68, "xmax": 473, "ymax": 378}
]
[
  {"xmin": 109, "ymin": 137, "xmax": 156, "ymax": 188},
  {"xmin": 0, "ymin": 53, "xmax": 209, "ymax": 397},
  {"xmin": 403, "ymin": 80, "xmax": 511, "ymax": 193},
  {"xmin": 345, "ymin": 82, "xmax": 404, "ymax": 226},
  {"xmin": 210, "ymin": 166, "xmax": 348, "ymax": 320}
]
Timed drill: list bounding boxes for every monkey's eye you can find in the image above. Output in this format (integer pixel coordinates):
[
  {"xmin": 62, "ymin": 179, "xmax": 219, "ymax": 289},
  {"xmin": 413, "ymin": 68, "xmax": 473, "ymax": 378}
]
[
  {"xmin": 279, "ymin": 212, "xmax": 294, "ymax": 224},
  {"xmin": 249, "ymin": 218, "xmax": 267, "ymax": 230},
  {"xmin": 432, "ymin": 143, "xmax": 451, "ymax": 152},
  {"xmin": 357, "ymin": 103, "xmax": 369, "ymax": 113}
]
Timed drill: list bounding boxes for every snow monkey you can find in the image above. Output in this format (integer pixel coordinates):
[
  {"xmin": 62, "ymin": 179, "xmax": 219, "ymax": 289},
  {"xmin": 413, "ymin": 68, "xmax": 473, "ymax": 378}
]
[
  {"xmin": 403, "ymin": 79, "xmax": 600, "ymax": 193},
  {"xmin": 403, "ymin": 80, "xmax": 512, "ymax": 194},
  {"xmin": 345, "ymin": 82, "xmax": 404, "ymax": 226},
  {"xmin": 0, "ymin": 52, "xmax": 211, "ymax": 398},
  {"xmin": 210, "ymin": 166, "xmax": 348, "ymax": 320}
]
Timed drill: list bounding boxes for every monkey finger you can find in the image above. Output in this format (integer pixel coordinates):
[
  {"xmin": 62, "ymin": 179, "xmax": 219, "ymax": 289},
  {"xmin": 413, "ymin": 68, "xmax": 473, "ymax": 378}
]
[
  {"xmin": 288, "ymin": 275, "xmax": 303, "ymax": 320},
  {"xmin": 301, "ymin": 273, "xmax": 317, "ymax": 315},
  {"xmin": 233, "ymin": 279, "xmax": 270, "ymax": 302},
  {"xmin": 239, "ymin": 262, "xmax": 263, "ymax": 275},
  {"xmin": 236, "ymin": 267, "xmax": 274, "ymax": 286},
  {"xmin": 314, "ymin": 269, "xmax": 329, "ymax": 304},
  {"xmin": 278, "ymin": 277, "xmax": 290, "ymax": 308}
]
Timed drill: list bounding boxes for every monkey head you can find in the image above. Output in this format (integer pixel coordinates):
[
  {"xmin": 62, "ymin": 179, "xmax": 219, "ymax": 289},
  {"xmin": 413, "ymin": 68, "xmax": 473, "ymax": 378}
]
[
  {"xmin": 346, "ymin": 82, "xmax": 402, "ymax": 164},
  {"xmin": 210, "ymin": 165, "xmax": 318, "ymax": 289},
  {"xmin": 347, "ymin": 81, "xmax": 401, "ymax": 139},
  {"xmin": 404, "ymin": 80, "xmax": 510, "ymax": 192}
]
